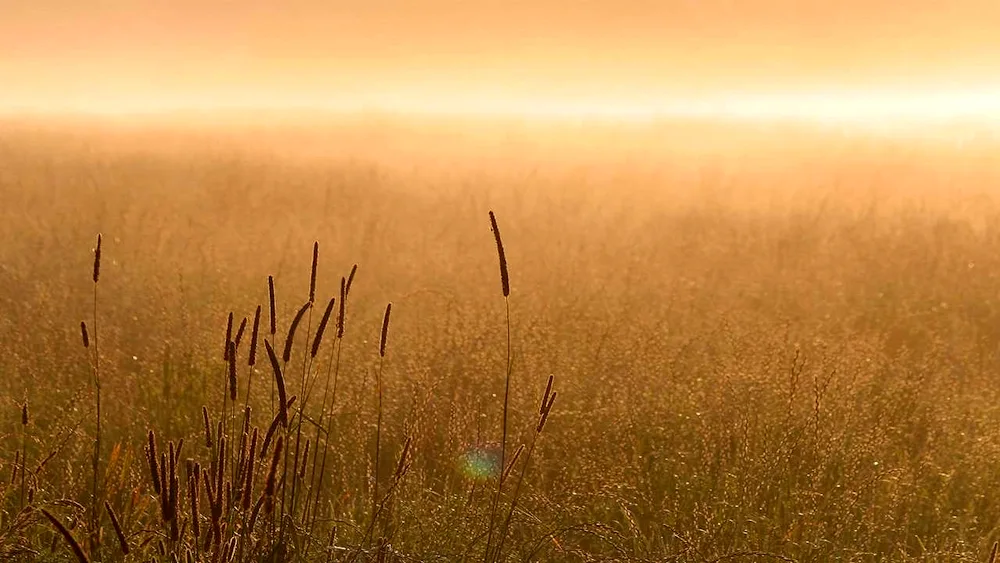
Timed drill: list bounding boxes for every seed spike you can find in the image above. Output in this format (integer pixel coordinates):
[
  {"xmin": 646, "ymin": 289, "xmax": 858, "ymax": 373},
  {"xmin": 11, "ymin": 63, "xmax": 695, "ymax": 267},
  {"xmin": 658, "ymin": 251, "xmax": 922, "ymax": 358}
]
[
  {"xmin": 311, "ymin": 297, "xmax": 336, "ymax": 358},
  {"xmin": 42, "ymin": 509, "xmax": 91, "ymax": 563},
  {"xmin": 105, "ymin": 500, "xmax": 130, "ymax": 555},
  {"xmin": 234, "ymin": 316, "xmax": 248, "ymax": 351},
  {"xmin": 309, "ymin": 241, "xmax": 319, "ymax": 303},
  {"xmin": 379, "ymin": 303, "xmax": 392, "ymax": 358},
  {"xmin": 265, "ymin": 340, "xmax": 289, "ymax": 426},
  {"xmin": 537, "ymin": 392, "xmax": 557, "ymax": 433},
  {"xmin": 336, "ymin": 277, "xmax": 346, "ymax": 339},
  {"xmin": 283, "ymin": 301, "xmax": 312, "ymax": 363},
  {"xmin": 248, "ymin": 305, "xmax": 261, "ymax": 367},
  {"xmin": 223, "ymin": 312, "xmax": 234, "ymax": 361},
  {"xmin": 345, "ymin": 264, "xmax": 358, "ymax": 296},
  {"xmin": 489, "ymin": 211, "xmax": 510, "ymax": 297},
  {"xmin": 202, "ymin": 406, "xmax": 213, "ymax": 448},
  {"xmin": 268, "ymin": 275, "xmax": 277, "ymax": 336},
  {"xmin": 540, "ymin": 375, "xmax": 554, "ymax": 415},
  {"xmin": 147, "ymin": 430, "xmax": 161, "ymax": 494},
  {"xmin": 92, "ymin": 234, "xmax": 102, "ymax": 284},
  {"xmin": 228, "ymin": 341, "xmax": 238, "ymax": 401}
]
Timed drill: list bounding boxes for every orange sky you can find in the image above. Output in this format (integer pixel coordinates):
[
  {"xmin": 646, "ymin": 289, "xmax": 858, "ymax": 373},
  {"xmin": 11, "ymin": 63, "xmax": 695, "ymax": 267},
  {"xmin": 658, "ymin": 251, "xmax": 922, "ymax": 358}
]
[{"xmin": 2, "ymin": 1, "xmax": 1000, "ymax": 119}]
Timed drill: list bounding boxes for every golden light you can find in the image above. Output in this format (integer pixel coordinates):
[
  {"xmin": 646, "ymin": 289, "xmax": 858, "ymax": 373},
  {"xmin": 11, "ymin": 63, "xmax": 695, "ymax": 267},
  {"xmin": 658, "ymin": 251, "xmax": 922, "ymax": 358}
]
[
  {"xmin": 350, "ymin": 85, "xmax": 1000, "ymax": 125},
  {"xmin": 4, "ymin": 85, "xmax": 1000, "ymax": 130}
]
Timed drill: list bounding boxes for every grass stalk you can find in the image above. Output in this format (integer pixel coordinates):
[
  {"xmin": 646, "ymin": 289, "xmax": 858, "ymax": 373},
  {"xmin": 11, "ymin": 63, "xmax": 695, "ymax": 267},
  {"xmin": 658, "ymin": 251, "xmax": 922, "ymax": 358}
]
[
  {"xmin": 308, "ymin": 274, "xmax": 349, "ymax": 540},
  {"xmin": 371, "ymin": 303, "xmax": 392, "ymax": 542},
  {"xmin": 484, "ymin": 211, "xmax": 512, "ymax": 562},
  {"xmin": 89, "ymin": 233, "xmax": 103, "ymax": 562}
]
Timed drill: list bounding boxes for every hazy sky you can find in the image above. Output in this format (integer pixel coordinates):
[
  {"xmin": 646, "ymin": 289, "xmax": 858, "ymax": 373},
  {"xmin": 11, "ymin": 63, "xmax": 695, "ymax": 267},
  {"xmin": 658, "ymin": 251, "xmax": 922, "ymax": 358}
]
[{"xmin": 3, "ymin": 1, "xmax": 1000, "ymax": 118}]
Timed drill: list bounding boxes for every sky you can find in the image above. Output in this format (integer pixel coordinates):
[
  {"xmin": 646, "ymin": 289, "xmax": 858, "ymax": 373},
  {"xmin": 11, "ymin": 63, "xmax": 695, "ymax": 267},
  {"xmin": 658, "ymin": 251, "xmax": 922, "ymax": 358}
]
[{"xmin": 3, "ymin": 0, "xmax": 1000, "ymax": 122}]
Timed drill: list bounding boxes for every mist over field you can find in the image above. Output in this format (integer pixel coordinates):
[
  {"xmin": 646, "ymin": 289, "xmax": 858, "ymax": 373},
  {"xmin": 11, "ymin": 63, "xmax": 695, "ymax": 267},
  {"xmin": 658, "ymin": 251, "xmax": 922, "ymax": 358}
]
[{"xmin": 4, "ymin": 115, "xmax": 1000, "ymax": 562}]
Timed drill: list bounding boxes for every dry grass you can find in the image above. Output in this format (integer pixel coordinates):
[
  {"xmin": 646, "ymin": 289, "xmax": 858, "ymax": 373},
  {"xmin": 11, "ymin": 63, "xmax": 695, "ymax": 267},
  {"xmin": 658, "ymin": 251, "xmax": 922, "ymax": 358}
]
[{"xmin": 4, "ymin": 120, "xmax": 1000, "ymax": 561}]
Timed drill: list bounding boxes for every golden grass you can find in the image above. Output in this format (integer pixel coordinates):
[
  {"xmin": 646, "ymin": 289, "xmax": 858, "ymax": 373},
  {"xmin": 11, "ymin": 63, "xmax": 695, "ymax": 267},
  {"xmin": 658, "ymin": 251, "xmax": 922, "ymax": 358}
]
[{"xmin": 5, "ymin": 121, "xmax": 1000, "ymax": 561}]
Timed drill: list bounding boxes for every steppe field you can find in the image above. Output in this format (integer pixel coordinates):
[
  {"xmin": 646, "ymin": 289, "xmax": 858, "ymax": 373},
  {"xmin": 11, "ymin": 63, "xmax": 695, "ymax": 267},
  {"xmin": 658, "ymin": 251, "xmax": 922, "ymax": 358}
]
[{"xmin": 5, "ymin": 117, "xmax": 1000, "ymax": 563}]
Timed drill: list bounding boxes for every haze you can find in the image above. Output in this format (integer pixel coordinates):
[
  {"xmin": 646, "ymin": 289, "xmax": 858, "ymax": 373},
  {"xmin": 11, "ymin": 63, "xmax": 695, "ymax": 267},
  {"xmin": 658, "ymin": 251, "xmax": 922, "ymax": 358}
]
[{"xmin": 3, "ymin": 0, "xmax": 1000, "ymax": 123}]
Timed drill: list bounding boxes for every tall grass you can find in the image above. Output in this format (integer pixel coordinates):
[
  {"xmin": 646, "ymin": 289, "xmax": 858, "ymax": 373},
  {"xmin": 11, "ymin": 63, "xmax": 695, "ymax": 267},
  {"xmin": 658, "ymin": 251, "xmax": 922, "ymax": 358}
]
[
  {"xmin": 6, "ymin": 124, "xmax": 1000, "ymax": 561},
  {"xmin": 86, "ymin": 233, "xmax": 102, "ymax": 561}
]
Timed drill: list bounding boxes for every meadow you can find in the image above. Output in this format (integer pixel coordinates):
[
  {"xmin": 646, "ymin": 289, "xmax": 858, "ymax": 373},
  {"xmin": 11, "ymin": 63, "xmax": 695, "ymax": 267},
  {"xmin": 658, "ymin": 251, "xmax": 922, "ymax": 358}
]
[{"xmin": 4, "ymin": 118, "xmax": 1000, "ymax": 562}]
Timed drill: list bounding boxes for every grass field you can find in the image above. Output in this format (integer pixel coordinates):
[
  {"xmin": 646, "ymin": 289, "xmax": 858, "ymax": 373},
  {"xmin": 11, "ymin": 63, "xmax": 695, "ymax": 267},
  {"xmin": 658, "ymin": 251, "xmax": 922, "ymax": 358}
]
[{"xmin": 4, "ymin": 119, "xmax": 1000, "ymax": 562}]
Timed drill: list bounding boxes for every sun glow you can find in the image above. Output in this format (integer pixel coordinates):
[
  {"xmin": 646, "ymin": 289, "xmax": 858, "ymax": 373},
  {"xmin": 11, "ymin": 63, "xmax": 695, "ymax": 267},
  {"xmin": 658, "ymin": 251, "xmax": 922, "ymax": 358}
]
[
  {"xmin": 358, "ymin": 86, "xmax": 1000, "ymax": 125},
  {"xmin": 5, "ymin": 86, "xmax": 1000, "ymax": 127}
]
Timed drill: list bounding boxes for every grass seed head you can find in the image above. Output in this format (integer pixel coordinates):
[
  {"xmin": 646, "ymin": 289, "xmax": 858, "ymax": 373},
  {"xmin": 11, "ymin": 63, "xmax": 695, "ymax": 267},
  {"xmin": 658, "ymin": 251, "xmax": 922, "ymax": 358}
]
[
  {"xmin": 202, "ymin": 406, "xmax": 213, "ymax": 448},
  {"xmin": 234, "ymin": 316, "xmax": 248, "ymax": 351},
  {"xmin": 42, "ymin": 509, "xmax": 90, "ymax": 563},
  {"xmin": 311, "ymin": 297, "xmax": 335, "ymax": 357},
  {"xmin": 310, "ymin": 241, "xmax": 319, "ymax": 303},
  {"xmin": 147, "ymin": 430, "xmax": 161, "ymax": 495},
  {"xmin": 265, "ymin": 340, "xmax": 289, "ymax": 426},
  {"xmin": 227, "ymin": 341, "xmax": 238, "ymax": 401},
  {"xmin": 104, "ymin": 500, "xmax": 130, "ymax": 555},
  {"xmin": 345, "ymin": 264, "xmax": 358, "ymax": 296},
  {"xmin": 248, "ymin": 304, "xmax": 261, "ymax": 367},
  {"xmin": 283, "ymin": 301, "xmax": 312, "ymax": 363},
  {"xmin": 223, "ymin": 312, "xmax": 233, "ymax": 361},
  {"xmin": 337, "ymin": 276, "xmax": 346, "ymax": 339},
  {"xmin": 379, "ymin": 303, "xmax": 392, "ymax": 358},
  {"xmin": 268, "ymin": 275, "xmax": 277, "ymax": 336},
  {"xmin": 489, "ymin": 211, "xmax": 510, "ymax": 297},
  {"xmin": 92, "ymin": 234, "xmax": 102, "ymax": 284}
]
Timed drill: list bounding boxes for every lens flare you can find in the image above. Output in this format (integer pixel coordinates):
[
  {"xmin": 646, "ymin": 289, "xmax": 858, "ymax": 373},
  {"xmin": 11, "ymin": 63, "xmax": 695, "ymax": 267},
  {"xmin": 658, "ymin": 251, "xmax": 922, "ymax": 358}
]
[{"xmin": 459, "ymin": 446, "xmax": 502, "ymax": 481}]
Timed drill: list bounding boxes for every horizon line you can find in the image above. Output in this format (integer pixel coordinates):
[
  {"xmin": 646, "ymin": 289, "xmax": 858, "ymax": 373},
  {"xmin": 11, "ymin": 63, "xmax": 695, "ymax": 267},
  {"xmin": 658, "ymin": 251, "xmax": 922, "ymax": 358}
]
[{"xmin": 4, "ymin": 87, "xmax": 1000, "ymax": 131}]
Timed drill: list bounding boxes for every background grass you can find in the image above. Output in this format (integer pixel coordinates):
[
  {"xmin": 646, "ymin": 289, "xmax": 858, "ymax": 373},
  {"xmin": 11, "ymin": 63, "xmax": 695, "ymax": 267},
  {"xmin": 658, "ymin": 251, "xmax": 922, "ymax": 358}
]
[{"xmin": 3, "ymin": 120, "xmax": 1000, "ymax": 561}]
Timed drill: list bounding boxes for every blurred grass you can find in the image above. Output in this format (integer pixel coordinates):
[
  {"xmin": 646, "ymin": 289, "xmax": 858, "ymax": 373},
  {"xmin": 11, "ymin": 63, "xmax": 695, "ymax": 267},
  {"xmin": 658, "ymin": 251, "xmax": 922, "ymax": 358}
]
[{"xmin": 4, "ymin": 121, "xmax": 1000, "ymax": 561}]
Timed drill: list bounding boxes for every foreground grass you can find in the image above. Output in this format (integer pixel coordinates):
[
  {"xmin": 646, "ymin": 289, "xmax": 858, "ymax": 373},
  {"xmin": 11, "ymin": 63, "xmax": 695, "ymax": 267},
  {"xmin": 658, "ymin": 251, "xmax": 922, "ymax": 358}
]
[{"xmin": 4, "ymin": 123, "xmax": 1000, "ymax": 561}]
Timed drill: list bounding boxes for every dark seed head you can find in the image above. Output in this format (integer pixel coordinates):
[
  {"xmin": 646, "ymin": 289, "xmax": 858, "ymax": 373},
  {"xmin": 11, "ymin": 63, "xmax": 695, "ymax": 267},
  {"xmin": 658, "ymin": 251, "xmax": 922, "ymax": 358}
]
[
  {"xmin": 265, "ymin": 341, "xmax": 289, "ymax": 426},
  {"xmin": 336, "ymin": 277, "xmax": 346, "ymax": 339},
  {"xmin": 309, "ymin": 242, "xmax": 319, "ymax": 303},
  {"xmin": 234, "ymin": 316, "xmax": 248, "ymax": 351},
  {"xmin": 228, "ymin": 342, "xmax": 238, "ymax": 401},
  {"xmin": 223, "ymin": 312, "xmax": 234, "ymax": 361},
  {"xmin": 268, "ymin": 275, "xmax": 277, "ymax": 336},
  {"xmin": 311, "ymin": 297, "xmax": 336, "ymax": 358},
  {"xmin": 92, "ymin": 234, "xmax": 102, "ymax": 284},
  {"xmin": 345, "ymin": 264, "xmax": 358, "ymax": 296},
  {"xmin": 379, "ymin": 303, "xmax": 392, "ymax": 358},
  {"xmin": 489, "ymin": 211, "xmax": 510, "ymax": 298},
  {"xmin": 282, "ymin": 301, "xmax": 312, "ymax": 363}
]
